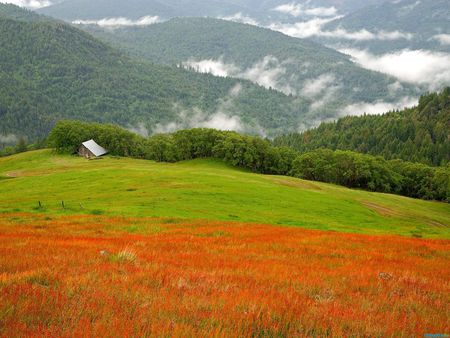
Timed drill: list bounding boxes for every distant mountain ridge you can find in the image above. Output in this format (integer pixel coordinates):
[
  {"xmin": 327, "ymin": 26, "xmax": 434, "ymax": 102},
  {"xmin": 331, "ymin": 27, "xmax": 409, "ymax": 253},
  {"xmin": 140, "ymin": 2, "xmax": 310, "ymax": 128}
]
[
  {"xmin": 0, "ymin": 4, "xmax": 310, "ymax": 143},
  {"xmin": 322, "ymin": 0, "xmax": 450, "ymax": 53},
  {"xmin": 36, "ymin": 0, "xmax": 449, "ymax": 54},
  {"xmin": 82, "ymin": 17, "xmax": 420, "ymax": 123},
  {"xmin": 37, "ymin": 0, "xmax": 260, "ymax": 21},
  {"xmin": 37, "ymin": 0, "xmax": 388, "ymax": 22}
]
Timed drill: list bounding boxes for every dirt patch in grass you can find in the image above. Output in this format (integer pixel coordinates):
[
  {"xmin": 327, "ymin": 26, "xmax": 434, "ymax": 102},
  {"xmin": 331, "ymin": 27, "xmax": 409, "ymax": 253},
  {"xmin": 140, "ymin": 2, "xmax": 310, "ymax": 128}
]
[
  {"xmin": 426, "ymin": 220, "xmax": 449, "ymax": 228},
  {"xmin": 268, "ymin": 177, "xmax": 323, "ymax": 191},
  {"xmin": 362, "ymin": 201, "xmax": 402, "ymax": 217},
  {"xmin": 4, "ymin": 171, "xmax": 22, "ymax": 178}
]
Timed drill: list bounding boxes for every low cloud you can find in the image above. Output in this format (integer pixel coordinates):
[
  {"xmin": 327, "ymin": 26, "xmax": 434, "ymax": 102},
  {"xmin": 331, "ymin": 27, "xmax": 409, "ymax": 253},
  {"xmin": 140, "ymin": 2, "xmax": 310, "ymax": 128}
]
[
  {"xmin": 229, "ymin": 82, "xmax": 242, "ymax": 97},
  {"xmin": 401, "ymin": 0, "xmax": 421, "ymax": 11},
  {"xmin": 269, "ymin": 18, "xmax": 413, "ymax": 41},
  {"xmin": 298, "ymin": 76, "xmax": 415, "ymax": 129},
  {"xmin": 273, "ymin": 3, "xmax": 302, "ymax": 17},
  {"xmin": 305, "ymin": 6, "xmax": 338, "ymax": 17},
  {"xmin": 340, "ymin": 97, "xmax": 418, "ymax": 117},
  {"xmin": 269, "ymin": 17, "xmax": 335, "ymax": 39},
  {"xmin": 325, "ymin": 28, "xmax": 412, "ymax": 41},
  {"xmin": 154, "ymin": 84, "xmax": 266, "ymax": 136},
  {"xmin": 72, "ymin": 16, "xmax": 160, "ymax": 28},
  {"xmin": 200, "ymin": 112, "xmax": 243, "ymax": 131},
  {"xmin": 432, "ymin": 34, "xmax": 450, "ymax": 46},
  {"xmin": 301, "ymin": 74, "xmax": 337, "ymax": 98},
  {"xmin": 340, "ymin": 48, "xmax": 450, "ymax": 89},
  {"xmin": 0, "ymin": 0, "xmax": 51, "ymax": 8},
  {"xmin": 387, "ymin": 81, "xmax": 404, "ymax": 96},
  {"xmin": 154, "ymin": 110, "xmax": 244, "ymax": 134},
  {"xmin": 182, "ymin": 58, "xmax": 239, "ymax": 77},
  {"xmin": 273, "ymin": 3, "xmax": 337, "ymax": 17},
  {"xmin": 301, "ymin": 73, "xmax": 342, "ymax": 112},
  {"xmin": 0, "ymin": 134, "xmax": 18, "ymax": 144},
  {"xmin": 127, "ymin": 123, "xmax": 149, "ymax": 138},
  {"xmin": 219, "ymin": 11, "xmax": 412, "ymax": 42},
  {"xmin": 240, "ymin": 56, "xmax": 295, "ymax": 95},
  {"xmin": 183, "ymin": 56, "xmax": 295, "ymax": 95},
  {"xmin": 219, "ymin": 12, "xmax": 259, "ymax": 26}
]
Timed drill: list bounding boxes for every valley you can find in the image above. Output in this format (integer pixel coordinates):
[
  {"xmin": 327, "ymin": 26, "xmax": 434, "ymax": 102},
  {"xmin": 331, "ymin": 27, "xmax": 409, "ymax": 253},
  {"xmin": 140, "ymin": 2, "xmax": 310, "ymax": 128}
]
[{"xmin": 0, "ymin": 0, "xmax": 449, "ymax": 336}]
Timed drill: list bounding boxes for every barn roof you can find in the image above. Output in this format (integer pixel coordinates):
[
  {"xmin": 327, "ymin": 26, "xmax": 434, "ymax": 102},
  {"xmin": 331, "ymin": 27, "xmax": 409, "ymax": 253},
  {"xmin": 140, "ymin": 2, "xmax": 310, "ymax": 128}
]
[{"xmin": 81, "ymin": 139, "xmax": 108, "ymax": 157}]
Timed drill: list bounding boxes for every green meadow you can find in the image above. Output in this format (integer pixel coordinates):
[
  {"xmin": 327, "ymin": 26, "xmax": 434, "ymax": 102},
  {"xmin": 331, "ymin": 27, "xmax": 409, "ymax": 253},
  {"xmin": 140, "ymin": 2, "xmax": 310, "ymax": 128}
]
[{"xmin": 0, "ymin": 150, "xmax": 449, "ymax": 238}]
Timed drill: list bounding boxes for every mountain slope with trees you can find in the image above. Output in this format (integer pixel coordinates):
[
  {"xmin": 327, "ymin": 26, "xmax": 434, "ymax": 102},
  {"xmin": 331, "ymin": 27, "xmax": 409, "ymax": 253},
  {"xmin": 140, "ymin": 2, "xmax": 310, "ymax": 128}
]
[
  {"xmin": 37, "ymin": 0, "xmax": 387, "ymax": 23},
  {"xmin": 322, "ymin": 0, "xmax": 450, "ymax": 53},
  {"xmin": 82, "ymin": 17, "xmax": 419, "ymax": 123},
  {"xmin": 0, "ymin": 4, "xmax": 309, "ymax": 143},
  {"xmin": 37, "ymin": 0, "xmax": 257, "ymax": 21},
  {"xmin": 274, "ymin": 89, "xmax": 450, "ymax": 166}
]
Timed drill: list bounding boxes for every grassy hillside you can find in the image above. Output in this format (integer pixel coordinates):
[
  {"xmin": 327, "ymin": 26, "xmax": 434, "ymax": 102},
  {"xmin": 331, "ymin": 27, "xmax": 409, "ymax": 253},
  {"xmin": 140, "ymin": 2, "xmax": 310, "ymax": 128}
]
[
  {"xmin": 0, "ymin": 4, "xmax": 305, "ymax": 142},
  {"xmin": 274, "ymin": 89, "xmax": 450, "ymax": 166},
  {"xmin": 1, "ymin": 150, "xmax": 449, "ymax": 238},
  {"xmin": 1, "ymin": 150, "xmax": 449, "ymax": 336},
  {"xmin": 84, "ymin": 17, "xmax": 418, "ymax": 118}
]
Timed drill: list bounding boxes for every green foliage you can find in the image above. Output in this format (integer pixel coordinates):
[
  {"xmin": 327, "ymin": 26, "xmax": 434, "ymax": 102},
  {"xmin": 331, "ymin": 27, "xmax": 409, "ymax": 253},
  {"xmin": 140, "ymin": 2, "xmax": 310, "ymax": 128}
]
[
  {"xmin": 84, "ymin": 17, "xmax": 417, "ymax": 107},
  {"xmin": 14, "ymin": 137, "xmax": 28, "ymax": 153},
  {"xmin": 0, "ymin": 3, "xmax": 48, "ymax": 22},
  {"xmin": 1, "ymin": 149, "xmax": 449, "ymax": 238},
  {"xmin": 323, "ymin": 0, "xmax": 450, "ymax": 53},
  {"xmin": 274, "ymin": 89, "xmax": 450, "ymax": 166},
  {"xmin": 35, "ymin": 0, "xmax": 392, "ymax": 29},
  {"xmin": 291, "ymin": 149, "xmax": 449, "ymax": 202},
  {"xmin": 0, "ymin": 6, "xmax": 302, "ymax": 142},
  {"xmin": 38, "ymin": 0, "xmax": 254, "ymax": 21},
  {"xmin": 0, "ymin": 137, "xmax": 46, "ymax": 157},
  {"xmin": 47, "ymin": 120, "xmax": 146, "ymax": 157},
  {"xmin": 48, "ymin": 120, "xmax": 450, "ymax": 202}
]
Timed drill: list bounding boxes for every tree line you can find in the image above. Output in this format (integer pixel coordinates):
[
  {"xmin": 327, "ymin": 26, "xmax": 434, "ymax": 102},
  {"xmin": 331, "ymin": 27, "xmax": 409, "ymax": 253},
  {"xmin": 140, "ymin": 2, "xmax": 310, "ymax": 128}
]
[
  {"xmin": 0, "ymin": 10, "xmax": 300, "ymax": 143},
  {"xmin": 274, "ymin": 88, "xmax": 450, "ymax": 166},
  {"xmin": 47, "ymin": 120, "xmax": 450, "ymax": 202}
]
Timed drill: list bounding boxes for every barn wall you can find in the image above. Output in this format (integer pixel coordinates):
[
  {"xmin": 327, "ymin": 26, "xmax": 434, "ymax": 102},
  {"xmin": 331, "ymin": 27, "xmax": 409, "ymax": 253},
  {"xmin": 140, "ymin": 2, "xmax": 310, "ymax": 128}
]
[{"xmin": 78, "ymin": 145, "xmax": 94, "ymax": 159}]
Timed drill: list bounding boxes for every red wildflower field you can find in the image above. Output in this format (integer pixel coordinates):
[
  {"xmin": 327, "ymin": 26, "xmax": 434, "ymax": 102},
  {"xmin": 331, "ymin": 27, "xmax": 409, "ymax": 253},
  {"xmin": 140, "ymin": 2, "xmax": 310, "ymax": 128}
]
[{"xmin": 0, "ymin": 213, "xmax": 449, "ymax": 337}]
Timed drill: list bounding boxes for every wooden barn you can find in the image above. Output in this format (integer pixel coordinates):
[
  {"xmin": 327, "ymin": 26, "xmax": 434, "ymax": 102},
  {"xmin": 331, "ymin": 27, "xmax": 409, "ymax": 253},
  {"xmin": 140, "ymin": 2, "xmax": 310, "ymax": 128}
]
[{"xmin": 78, "ymin": 139, "xmax": 108, "ymax": 159}]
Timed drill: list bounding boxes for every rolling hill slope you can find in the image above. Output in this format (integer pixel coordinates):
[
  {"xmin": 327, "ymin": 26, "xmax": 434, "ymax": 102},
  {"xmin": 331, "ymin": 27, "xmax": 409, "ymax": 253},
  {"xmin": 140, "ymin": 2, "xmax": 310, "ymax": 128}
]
[
  {"xmin": 1, "ymin": 149, "xmax": 449, "ymax": 238},
  {"xmin": 0, "ymin": 4, "xmax": 308, "ymax": 142},
  {"xmin": 0, "ymin": 150, "xmax": 449, "ymax": 337}
]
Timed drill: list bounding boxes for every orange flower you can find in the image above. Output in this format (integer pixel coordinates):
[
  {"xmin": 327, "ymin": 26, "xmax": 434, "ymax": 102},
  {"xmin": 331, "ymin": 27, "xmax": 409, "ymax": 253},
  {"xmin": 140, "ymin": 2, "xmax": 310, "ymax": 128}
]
[{"xmin": 0, "ymin": 213, "xmax": 448, "ymax": 337}]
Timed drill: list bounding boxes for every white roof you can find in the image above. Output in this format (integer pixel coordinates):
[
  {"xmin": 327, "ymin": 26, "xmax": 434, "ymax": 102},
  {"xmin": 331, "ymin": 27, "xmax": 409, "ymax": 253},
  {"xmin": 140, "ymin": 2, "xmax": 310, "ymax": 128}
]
[{"xmin": 82, "ymin": 139, "xmax": 108, "ymax": 157}]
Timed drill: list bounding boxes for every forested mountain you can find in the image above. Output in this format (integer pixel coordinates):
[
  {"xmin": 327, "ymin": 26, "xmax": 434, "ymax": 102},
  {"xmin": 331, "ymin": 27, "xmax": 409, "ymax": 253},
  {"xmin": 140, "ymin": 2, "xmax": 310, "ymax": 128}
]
[
  {"xmin": 37, "ymin": 0, "xmax": 260, "ymax": 21},
  {"xmin": 0, "ymin": 4, "xmax": 310, "ymax": 144},
  {"xmin": 322, "ymin": 0, "xmax": 450, "ymax": 53},
  {"xmin": 0, "ymin": 2, "xmax": 52, "ymax": 22},
  {"xmin": 37, "ymin": 0, "xmax": 387, "ymax": 23},
  {"xmin": 83, "ymin": 17, "xmax": 419, "ymax": 123},
  {"xmin": 33, "ymin": 0, "xmax": 450, "ymax": 54},
  {"xmin": 274, "ymin": 89, "xmax": 450, "ymax": 166}
]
